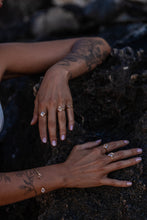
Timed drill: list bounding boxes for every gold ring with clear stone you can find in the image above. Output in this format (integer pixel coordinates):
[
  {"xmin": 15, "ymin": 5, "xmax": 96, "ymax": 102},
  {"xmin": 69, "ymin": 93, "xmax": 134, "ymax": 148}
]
[
  {"xmin": 57, "ymin": 105, "xmax": 65, "ymax": 112},
  {"xmin": 40, "ymin": 111, "xmax": 46, "ymax": 117},
  {"xmin": 108, "ymin": 152, "xmax": 115, "ymax": 160},
  {"xmin": 66, "ymin": 104, "xmax": 73, "ymax": 109},
  {"xmin": 103, "ymin": 144, "xmax": 109, "ymax": 153}
]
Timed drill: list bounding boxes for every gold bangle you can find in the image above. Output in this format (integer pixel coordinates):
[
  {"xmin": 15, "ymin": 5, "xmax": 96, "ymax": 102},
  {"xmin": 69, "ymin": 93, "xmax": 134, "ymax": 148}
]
[
  {"xmin": 34, "ymin": 168, "xmax": 42, "ymax": 179},
  {"xmin": 33, "ymin": 169, "xmax": 46, "ymax": 194}
]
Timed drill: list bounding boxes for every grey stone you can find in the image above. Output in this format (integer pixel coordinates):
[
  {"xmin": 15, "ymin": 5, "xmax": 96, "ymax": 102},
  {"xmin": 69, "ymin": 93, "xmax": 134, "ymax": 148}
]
[{"xmin": 31, "ymin": 7, "xmax": 79, "ymax": 38}]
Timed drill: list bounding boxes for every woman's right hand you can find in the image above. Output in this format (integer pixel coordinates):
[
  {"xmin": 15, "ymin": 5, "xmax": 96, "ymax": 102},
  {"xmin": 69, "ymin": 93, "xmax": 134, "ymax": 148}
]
[{"xmin": 63, "ymin": 140, "xmax": 142, "ymax": 188}]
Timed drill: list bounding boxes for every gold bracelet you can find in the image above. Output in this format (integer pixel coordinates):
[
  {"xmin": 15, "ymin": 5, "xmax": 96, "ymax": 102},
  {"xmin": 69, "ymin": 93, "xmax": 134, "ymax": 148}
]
[
  {"xmin": 33, "ymin": 169, "xmax": 46, "ymax": 194},
  {"xmin": 34, "ymin": 168, "xmax": 42, "ymax": 179}
]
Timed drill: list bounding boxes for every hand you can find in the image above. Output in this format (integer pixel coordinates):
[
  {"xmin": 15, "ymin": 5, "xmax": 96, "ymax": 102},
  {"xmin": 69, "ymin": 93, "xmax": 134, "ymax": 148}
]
[
  {"xmin": 63, "ymin": 140, "xmax": 142, "ymax": 188},
  {"xmin": 31, "ymin": 66, "xmax": 74, "ymax": 146}
]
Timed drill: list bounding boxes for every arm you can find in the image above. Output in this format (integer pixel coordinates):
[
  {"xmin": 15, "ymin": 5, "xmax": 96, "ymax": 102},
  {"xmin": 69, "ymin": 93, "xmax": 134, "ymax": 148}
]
[
  {"xmin": 0, "ymin": 164, "xmax": 65, "ymax": 206},
  {"xmin": 0, "ymin": 140, "xmax": 142, "ymax": 206},
  {"xmin": 0, "ymin": 37, "xmax": 111, "ymax": 145},
  {"xmin": 30, "ymin": 37, "xmax": 111, "ymax": 145},
  {"xmin": 0, "ymin": 37, "xmax": 110, "ymax": 80}
]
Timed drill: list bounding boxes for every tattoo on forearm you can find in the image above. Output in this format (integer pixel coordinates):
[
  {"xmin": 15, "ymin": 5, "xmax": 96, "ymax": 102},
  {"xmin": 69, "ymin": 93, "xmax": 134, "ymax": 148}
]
[
  {"xmin": 58, "ymin": 39, "xmax": 109, "ymax": 72},
  {"xmin": 16, "ymin": 170, "xmax": 37, "ymax": 195},
  {"xmin": 0, "ymin": 173, "xmax": 11, "ymax": 183}
]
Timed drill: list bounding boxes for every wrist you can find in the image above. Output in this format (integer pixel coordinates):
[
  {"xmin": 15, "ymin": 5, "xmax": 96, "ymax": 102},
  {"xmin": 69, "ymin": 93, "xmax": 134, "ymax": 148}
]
[{"xmin": 46, "ymin": 64, "xmax": 71, "ymax": 82}]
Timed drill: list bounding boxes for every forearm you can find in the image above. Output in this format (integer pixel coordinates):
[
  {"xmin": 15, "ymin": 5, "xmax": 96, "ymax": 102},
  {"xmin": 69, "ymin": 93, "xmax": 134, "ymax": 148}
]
[
  {"xmin": 0, "ymin": 164, "xmax": 65, "ymax": 206},
  {"xmin": 0, "ymin": 37, "xmax": 111, "ymax": 81},
  {"xmin": 0, "ymin": 38, "xmax": 80, "ymax": 80},
  {"xmin": 53, "ymin": 37, "xmax": 111, "ymax": 80}
]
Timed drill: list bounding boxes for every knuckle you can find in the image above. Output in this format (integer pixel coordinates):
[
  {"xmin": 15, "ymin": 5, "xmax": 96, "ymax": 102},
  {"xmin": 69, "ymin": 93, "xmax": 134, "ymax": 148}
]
[
  {"xmin": 39, "ymin": 100, "xmax": 46, "ymax": 108},
  {"xmin": 48, "ymin": 98, "xmax": 57, "ymax": 107},
  {"xmin": 74, "ymin": 145, "xmax": 80, "ymax": 150},
  {"xmin": 69, "ymin": 119, "xmax": 74, "ymax": 125},
  {"xmin": 93, "ymin": 148, "xmax": 101, "ymax": 156},
  {"xmin": 60, "ymin": 129, "xmax": 66, "ymax": 135},
  {"xmin": 59, "ymin": 115, "xmax": 66, "ymax": 124},
  {"xmin": 48, "ymin": 120, "xmax": 55, "ymax": 128},
  {"xmin": 59, "ymin": 98, "xmax": 65, "ymax": 104},
  {"xmin": 117, "ymin": 151, "xmax": 124, "ymax": 158},
  {"xmin": 116, "ymin": 161, "xmax": 123, "ymax": 168}
]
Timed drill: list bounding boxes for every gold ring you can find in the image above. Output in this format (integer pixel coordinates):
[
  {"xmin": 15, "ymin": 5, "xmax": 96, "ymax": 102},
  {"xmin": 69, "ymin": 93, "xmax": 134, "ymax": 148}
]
[
  {"xmin": 66, "ymin": 104, "xmax": 73, "ymax": 109},
  {"xmin": 108, "ymin": 152, "xmax": 115, "ymax": 160},
  {"xmin": 103, "ymin": 144, "xmax": 109, "ymax": 153},
  {"xmin": 40, "ymin": 111, "xmax": 46, "ymax": 117},
  {"xmin": 57, "ymin": 105, "xmax": 65, "ymax": 112}
]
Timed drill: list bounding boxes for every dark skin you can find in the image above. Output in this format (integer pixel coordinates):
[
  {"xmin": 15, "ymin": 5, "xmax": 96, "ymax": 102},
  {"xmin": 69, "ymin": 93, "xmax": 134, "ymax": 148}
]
[
  {"xmin": 0, "ymin": 0, "xmax": 143, "ymax": 206},
  {"xmin": 0, "ymin": 37, "xmax": 110, "ymax": 145},
  {"xmin": 0, "ymin": 140, "xmax": 142, "ymax": 206}
]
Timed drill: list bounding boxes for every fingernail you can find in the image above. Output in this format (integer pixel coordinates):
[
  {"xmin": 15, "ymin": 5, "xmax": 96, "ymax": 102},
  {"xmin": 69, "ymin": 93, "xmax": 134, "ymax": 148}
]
[
  {"xmin": 127, "ymin": 182, "xmax": 132, "ymax": 186},
  {"xmin": 42, "ymin": 137, "xmax": 47, "ymax": 143},
  {"xmin": 124, "ymin": 140, "xmax": 129, "ymax": 144},
  {"xmin": 69, "ymin": 125, "xmax": 73, "ymax": 131},
  {"xmin": 136, "ymin": 157, "xmax": 142, "ymax": 162},
  {"xmin": 30, "ymin": 119, "xmax": 33, "ymax": 125},
  {"xmin": 137, "ymin": 148, "xmax": 142, "ymax": 153},
  {"xmin": 52, "ymin": 140, "xmax": 57, "ymax": 146},
  {"xmin": 61, "ymin": 135, "xmax": 65, "ymax": 141},
  {"xmin": 96, "ymin": 139, "xmax": 102, "ymax": 143}
]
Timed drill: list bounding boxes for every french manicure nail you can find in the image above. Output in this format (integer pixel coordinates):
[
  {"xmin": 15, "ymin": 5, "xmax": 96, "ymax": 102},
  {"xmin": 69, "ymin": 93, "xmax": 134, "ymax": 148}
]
[
  {"xmin": 124, "ymin": 140, "xmax": 129, "ymax": 144},
  {"xmin": 137, "ymin": 148, "xmax": 142, "ymax": 153},
  {"xmin": 61, "ymin": 135, "xmax": 65, "ymax": 141},
  {"xmin": 69, "ymin": 125, "xmax": 73, "ymax": 131},
  {"xmin": 42, "ymin": 137, "xmax": 47, "ymax": 143},
  {"xmin": 136, "ymin": 157, "xmax": 142, "ymax": 162},
  {"xmin": 52, "ymin": 140, "xmax": 57, "ymax": 146},
  {"xmin": 127, "ymin": 182, "xmax": 132, "ymax": 186}
]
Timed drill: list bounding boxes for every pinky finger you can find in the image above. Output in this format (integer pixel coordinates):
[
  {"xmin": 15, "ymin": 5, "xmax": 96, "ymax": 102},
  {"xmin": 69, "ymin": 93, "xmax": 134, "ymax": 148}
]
[
  {"xmin": 31, "ymin": 98, "xmax": 39, "ymax": 125},
  {"xmin": 102, "ymin": 177, "xmax": 132, "ymax": 187}
]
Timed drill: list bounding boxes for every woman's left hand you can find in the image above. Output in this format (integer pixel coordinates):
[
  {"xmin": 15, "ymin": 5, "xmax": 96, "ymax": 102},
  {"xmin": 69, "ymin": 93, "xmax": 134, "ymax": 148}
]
[{"xmin": 31, "ymin": 66, "xmax": 74, "ymax": 146}]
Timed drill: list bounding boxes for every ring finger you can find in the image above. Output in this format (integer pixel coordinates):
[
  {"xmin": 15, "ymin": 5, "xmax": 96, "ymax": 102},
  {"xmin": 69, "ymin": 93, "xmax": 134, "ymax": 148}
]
[
  {"xmin": 101, "ymin": 140, "xmax": 130, "ymax": 154},
  {"xmin": 57, "ymin": 104, "xmax": 66, "ymax": 141},
  {"xmin": 106, "ymin": 148, "xmax": 142, "ymax": 164}
]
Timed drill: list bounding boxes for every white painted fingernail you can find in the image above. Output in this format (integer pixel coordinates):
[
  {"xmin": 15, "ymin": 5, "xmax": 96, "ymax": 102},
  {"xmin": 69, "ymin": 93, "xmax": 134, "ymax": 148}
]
[
  {"xmin": 137, "ymin": 148, "xmax": 142, "ymax": 153},
  {"xmin": 42, "ymin": 137, "xmax": 47, "ymax": 143},
  {"xmin": 52, "ymin": 140, "xmax": 57, "ymax": 146},
  {"xmin": 124, "ymin": 140, "xmax": 129, "ymax": 144},
  {"xmin": 69, "ymin": 125, "xmax": 73, "ymax": 131},
  {"xmin": 127, "ymin": 182, "xmax": 132, "ymax": 186},
  {"xmin": 61, "ymin": 135, "xmax": 65, "ymax": 140},
  {"xmin": 136, "ymin": 157, "xmax": 142, "ymax": 162},
  {"xmin": 96, "ymin": 139, "xmax": 102, "ymax": 143}
]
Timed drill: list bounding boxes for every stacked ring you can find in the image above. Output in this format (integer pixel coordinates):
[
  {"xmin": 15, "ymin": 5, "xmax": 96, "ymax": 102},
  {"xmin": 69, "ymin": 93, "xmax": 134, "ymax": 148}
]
[
  {"xmin": 57, "ymin": 105, "xmax": 65, "ymax": 112},
  {"xmin": 103, "ymin": 144, "xmax": 108, "ymax": 153},
  {"xmin": 108, "ymin": 152, "xmax": 115, "ymax": 160},
  {"xmin": 66, "ymin": 104, "xmax": 73, "ymax": 109}
]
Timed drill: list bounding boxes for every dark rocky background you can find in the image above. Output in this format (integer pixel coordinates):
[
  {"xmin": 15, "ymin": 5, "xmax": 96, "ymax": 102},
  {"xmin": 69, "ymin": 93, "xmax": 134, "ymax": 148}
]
[{"xmin": 0, "ymin": 0, "xmax": 146, "ymax": 219}]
